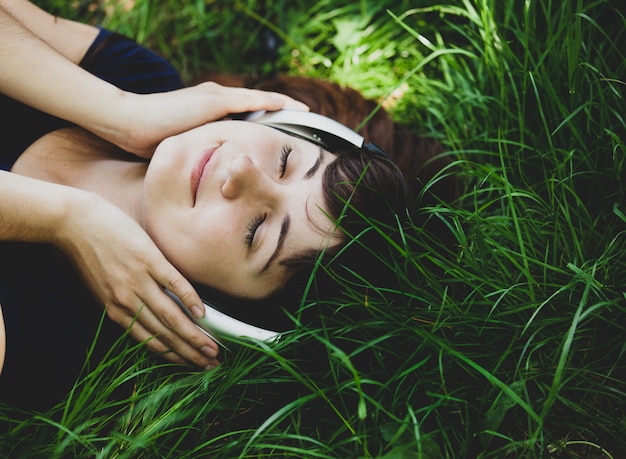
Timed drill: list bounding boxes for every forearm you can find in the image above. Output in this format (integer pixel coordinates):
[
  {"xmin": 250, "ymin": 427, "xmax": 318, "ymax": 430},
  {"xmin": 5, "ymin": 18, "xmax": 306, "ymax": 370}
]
[
  {"xmin": 0, "ymin": 2, "xmax": 126, "ymax": 138},
  {"xmin": 1, "ymin": 1, "xmax": 308, "ymax": 158},
  {"xmin": 0, "ymin": 0, "xmax": 98, "ymax": 63},
  {"xmin": 0, "ymin": 169, "xmax": 87, "ymax": 244}
]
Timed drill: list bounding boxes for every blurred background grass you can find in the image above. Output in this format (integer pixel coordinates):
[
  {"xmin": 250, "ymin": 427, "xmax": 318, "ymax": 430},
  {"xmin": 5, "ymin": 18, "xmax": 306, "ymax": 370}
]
[{"xmin": 2, "ymin": 0, "xmax": 625, "ymax": 457}]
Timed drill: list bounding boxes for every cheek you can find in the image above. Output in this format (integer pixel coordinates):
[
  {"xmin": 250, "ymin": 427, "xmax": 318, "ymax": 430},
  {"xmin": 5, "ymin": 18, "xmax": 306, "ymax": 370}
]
[
  {"xmin": 147, "ymin": 139, "xmax": 187, "ymax": 191},
  {"xmin": 150, "ymin": 211, "xmax": 238, "ymax": 286},
  {"xmin": 142, "ymin": 198, "xmax": 210, "ymax": 273},
  {"xmin": 147, "ymin": 219, "xmax": 198, "ymax": 267}
]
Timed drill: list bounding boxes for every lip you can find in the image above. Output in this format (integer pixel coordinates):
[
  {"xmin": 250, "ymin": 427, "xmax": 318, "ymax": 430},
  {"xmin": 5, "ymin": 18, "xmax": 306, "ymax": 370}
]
[{"xmin": 191, "ymin": 146, "xmax": 218, "ymax": 205}]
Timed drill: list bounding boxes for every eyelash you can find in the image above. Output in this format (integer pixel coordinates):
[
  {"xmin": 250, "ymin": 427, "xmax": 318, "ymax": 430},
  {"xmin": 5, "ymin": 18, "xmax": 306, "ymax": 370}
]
[
  {"xmin": 244, "ymin": 144, "xmax": 291, "ymax": 249},
  {"xmin": 279, "ymin": 144, "xmax": 292, "ymax": 178},
  {"xmin": 244, "ymin": 213, "xmax": 267, "ymax": 248}
]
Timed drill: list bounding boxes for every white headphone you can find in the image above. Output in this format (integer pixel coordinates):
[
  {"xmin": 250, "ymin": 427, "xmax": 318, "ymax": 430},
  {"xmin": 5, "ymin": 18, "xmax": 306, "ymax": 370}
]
[
  {"xmin": 165, "ymin": 289, "xmax": 281, "ymax": 345},
  {"xmin": 245, "ymin": 109, "xmax": 391, "ymax": 159},
  {"xmin": 168, "ymin": 110, "xmax": 390, "ymax": 345}
]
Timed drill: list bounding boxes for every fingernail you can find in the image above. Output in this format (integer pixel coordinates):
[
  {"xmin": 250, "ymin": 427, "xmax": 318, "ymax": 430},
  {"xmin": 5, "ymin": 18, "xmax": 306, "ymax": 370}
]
[
  {"xmin": 267, "ymin": 95, "xmax": 283, "ymax": 107},
  {"xmin": 201, "ymin": 345, "xmax": 217, "ymax": 358},
  {"xmin": 204, "ymin": 364, "xmax": 216, "ymax": 371},
  {"xmin": 294, "ymin": 101, "xmax": 309, "ymax": 110},
  {"xmin": 282, "ymin": 99, "xmax": 308, "ymax": 110},
  {"xmin": 190, "ymin": 305, "xmax": 204, "ymax": 318}
]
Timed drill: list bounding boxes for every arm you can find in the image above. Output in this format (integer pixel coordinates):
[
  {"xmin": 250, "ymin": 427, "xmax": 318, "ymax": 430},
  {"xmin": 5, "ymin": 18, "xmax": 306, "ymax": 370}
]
[
  {"xmin": 0, "ymin": 170, "xmax": 219, "ymax": 368},
  {"xmin": 0, "ymin": 0, "xmax": 308, "ymax": 157},
  {"xmin": 0, "ymin": 0, "xmax": 99, "ymax": 63},
  {"xmin": 0, "ymin": 1, "xmax": 128, "ymax": 145},
  {"xmin": 0, "ymin": 304, "xmax": 5, "ymax": 375}
]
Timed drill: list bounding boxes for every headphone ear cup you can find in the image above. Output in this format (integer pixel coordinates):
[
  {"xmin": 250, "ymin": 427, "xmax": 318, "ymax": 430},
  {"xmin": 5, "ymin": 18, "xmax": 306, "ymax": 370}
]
[{"xmin": 164, "ymin": 289, "xmax": 281, "ymax": 344}]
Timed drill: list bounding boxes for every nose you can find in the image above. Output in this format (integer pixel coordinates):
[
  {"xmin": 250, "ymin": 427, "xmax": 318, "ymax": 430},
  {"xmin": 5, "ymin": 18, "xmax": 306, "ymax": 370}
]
[{"xmin": 221, "ymin": 154, "xmax": 276, "ymax": 200}]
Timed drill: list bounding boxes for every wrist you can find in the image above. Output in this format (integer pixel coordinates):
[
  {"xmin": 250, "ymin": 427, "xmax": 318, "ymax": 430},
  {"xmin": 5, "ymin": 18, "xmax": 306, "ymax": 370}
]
[
  {"xmin": 89, "ymin": 90, "xmax": 151, "ymax": 156},
  {"xmin": 89, "ymin": 88, "xmax": 132, "ymax": 144},
  {"xmin": 0, "ymin": 171, "xmax": 99, "ymax": 246},
  {"xmin": 49, "ymin": 187, "xmax": 101, "ymax": 249}
]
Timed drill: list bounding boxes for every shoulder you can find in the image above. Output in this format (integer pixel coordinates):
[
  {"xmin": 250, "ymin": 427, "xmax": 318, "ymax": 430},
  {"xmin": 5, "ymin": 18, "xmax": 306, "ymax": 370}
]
[{"xmin": 80, "ymin": 28, "xmax": 183, "ymax": 93}]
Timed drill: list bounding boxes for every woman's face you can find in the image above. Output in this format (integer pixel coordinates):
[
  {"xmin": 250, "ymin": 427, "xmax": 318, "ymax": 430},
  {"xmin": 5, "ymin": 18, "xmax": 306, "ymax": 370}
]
[{"xmin": 143, "ymin": 120, "xmax": 339, "ymax": 299}]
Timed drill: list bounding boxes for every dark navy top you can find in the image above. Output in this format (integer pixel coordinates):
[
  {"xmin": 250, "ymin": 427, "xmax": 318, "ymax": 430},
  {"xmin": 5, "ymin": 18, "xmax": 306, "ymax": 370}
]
[{"xmin": 0, "ymin": 28, "xmax": 183, "ymax": 411}]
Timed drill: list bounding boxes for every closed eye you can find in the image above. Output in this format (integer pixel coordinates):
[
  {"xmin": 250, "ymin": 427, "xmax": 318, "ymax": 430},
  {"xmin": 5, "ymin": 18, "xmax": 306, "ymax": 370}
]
[
  {"xmin": 279, "ymin": 144, "xmax": 292, "ymax": 178},
  {"xmin": 244, "ymin": 213, "xmax": 266, "ymax": 248}
]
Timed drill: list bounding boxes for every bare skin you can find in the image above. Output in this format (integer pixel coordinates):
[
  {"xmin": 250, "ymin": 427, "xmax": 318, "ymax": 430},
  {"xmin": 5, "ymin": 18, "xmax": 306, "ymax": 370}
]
[{"xmin": 0, "ymin": 305, "xmax": 5, "ymax": 374}]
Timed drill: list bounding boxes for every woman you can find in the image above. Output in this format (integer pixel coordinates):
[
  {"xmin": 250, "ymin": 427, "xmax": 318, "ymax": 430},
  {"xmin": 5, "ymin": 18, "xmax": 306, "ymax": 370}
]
[{"xmin": 0, "ymin": 0, "xmax": 449, "ymax": 409}]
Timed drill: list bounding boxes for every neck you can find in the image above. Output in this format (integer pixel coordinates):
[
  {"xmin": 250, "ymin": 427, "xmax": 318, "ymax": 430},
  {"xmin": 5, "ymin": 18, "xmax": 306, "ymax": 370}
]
[
  {"xmin": 77, "ymin": 157, "xmax": 148, "ymax": 225},
  {"xmin": 12, "ymin": 127, "xmax": 149, "ymax": 225}
]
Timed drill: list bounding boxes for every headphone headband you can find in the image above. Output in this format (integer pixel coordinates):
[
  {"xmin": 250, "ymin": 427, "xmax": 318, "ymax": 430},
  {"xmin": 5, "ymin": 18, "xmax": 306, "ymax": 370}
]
[{"xmin": 245, "ymin": 110, "xmax": 392, "ymax": 160}]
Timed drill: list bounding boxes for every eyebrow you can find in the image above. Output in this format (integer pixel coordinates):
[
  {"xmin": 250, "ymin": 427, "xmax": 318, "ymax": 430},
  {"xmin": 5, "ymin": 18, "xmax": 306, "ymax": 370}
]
[
  {"xmin": 304, "ymin": 146, "xmax": 324, "ymax": 179},
  {"xmin": 259, "ymin": 215, "xmax": 290, "ymax": 275},
  {"xmin": 258, "ymin": 146, "xmax": 325, "ymax": 276}
]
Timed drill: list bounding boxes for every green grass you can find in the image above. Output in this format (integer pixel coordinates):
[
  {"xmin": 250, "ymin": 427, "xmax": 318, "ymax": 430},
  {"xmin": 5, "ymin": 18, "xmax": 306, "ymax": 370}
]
[{"xmin": 2, "ymin": 0, "xmax": 625, "ymax": 457}]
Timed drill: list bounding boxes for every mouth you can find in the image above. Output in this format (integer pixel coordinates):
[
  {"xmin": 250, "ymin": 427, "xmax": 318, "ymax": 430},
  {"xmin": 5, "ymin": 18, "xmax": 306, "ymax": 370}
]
[{"xmin": 191, "ymin": 146, "xmax": 218, "ymax": 206}]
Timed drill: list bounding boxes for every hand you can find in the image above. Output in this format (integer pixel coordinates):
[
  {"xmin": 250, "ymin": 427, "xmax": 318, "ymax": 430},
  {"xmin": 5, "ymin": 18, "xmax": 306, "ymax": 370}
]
[
  {"xmin": 100, "ymin": 82, "xmax": 309, "ymax": 157},
  {"xmin": 55, "ymin": 192, "xmax": 219, "ymax": 369}
]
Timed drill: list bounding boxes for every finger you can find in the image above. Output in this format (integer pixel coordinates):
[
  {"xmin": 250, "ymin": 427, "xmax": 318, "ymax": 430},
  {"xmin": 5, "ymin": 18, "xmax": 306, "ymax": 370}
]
[
  {"xmin": 261, "ymin": 91, "xmax": 309, "ymax": 111},
  {"xmin": 215, "ymin": 87, "xmax": 309, "ymax": 114},
  {"xmin": 143, "ymin": 254, "xmax": 220, "ymax": 356},
  {"xmin": 273, "ymin": 93, "xmax": 310, "ymax": 111},
  {"xmin": 153, "ymin": 266, "xmax": 204, "ymax": 319},
  {"xmin": 142, "ymin": 290, "xmax": 219, "ymax": 359},
  {"xmin": 101, "ymin": 278, "xmax": 218, "ymax": 361},
  {"xmin": 124, "ymin": 307, "xmax": 220, "ymax": 368},
  {"xmin": 141, "ymin": 278, "xmax": 219, "ymax": 352}
]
